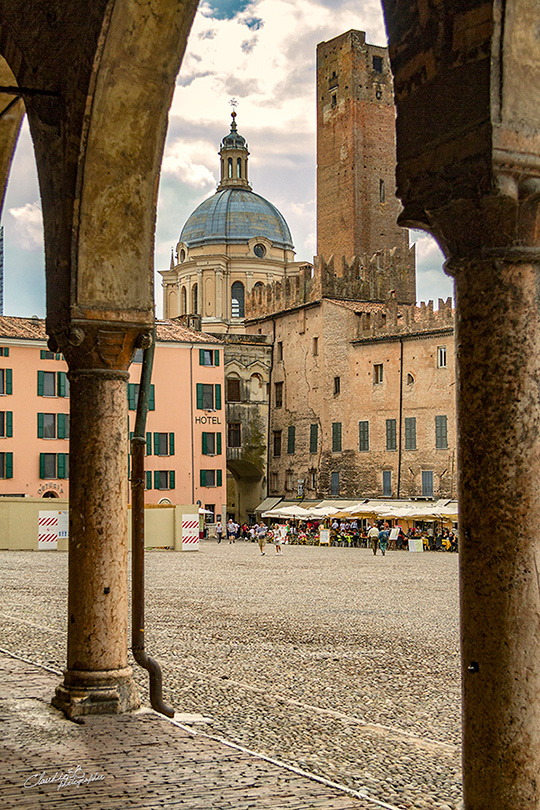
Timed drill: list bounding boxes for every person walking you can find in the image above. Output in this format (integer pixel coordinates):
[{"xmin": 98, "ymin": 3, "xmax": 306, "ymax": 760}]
[
  {"xmin": 379, "ymin": 525, "xmax": 389, "ymax": 556},
  {"xmin": 368, "ymin": 523, "xmax": 380, "ymax": 555},
  {"xmin": 215, "ymin": 520, "xmax": 223, "ymax": 544},
  {"xmin": 257, "ymin": 522, "xmax": 267, "ymax": 555},
  {"xmin": 227, "ymin": 519, "xmax": 236, "ymax": 544}
]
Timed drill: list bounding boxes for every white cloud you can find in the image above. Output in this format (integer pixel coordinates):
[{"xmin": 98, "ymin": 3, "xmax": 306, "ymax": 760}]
[
  {"xmin": 162, "ymin": 139, "xmax": 217, "ymax": 187},
  {"xmin": 8, "ymin": 201, "xmax": 43, "ymax": 251}
]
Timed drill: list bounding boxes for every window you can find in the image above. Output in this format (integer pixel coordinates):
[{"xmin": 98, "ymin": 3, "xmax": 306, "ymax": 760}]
[
  {"xmin": 309, "ymin": 470, "xmax": 317, "ymax": 489},
  {"xmin": 226, "ymin": 378, "xmax": 241, "ymax": 402},
  {"xmin": 200, "ymin": 469, "xmax": 223, "ymax": 487},
  {"xmin": 236, "ymin": 157, "xmax": 242, "ymax": 178},
  {"xmin": 273, "ymin": 430, "xmax": 282, "ymax": 457},
  {"xmin": 358, "ymin": 420, "xmax": 369, "ymax": 451},
  {"xmin": 40, "ymin": 453, "xmax": 69, "ymax": 479},
  {"xmin": 228, "ymin": 157, "xmax": 233, "ymax": 178},
  {"xmin": 286, "ymin": 470, "xmax": 294, "ymax": 490},
  {"xmin": 0, "ymin": 452, "xmax": 13, "ymax": 478},
  {"xmin": 374, "ymin": 363, "xmax": 384, "ymax": 384},
  {"xmin": 435, "ymin": 415, "xmax": 448, "ymax": 449},
  {"xmin": 287, "ymin": 425, "xmax": 295, "ymax": 454},
  {"xmin": 383, "ymin": 470, "xmax": 392, "ymax": 497},
  {"xmin": 386, "ymin": 419, "xmax": 397, "ymax": 451},
  {"xmin": 181, "ymin": 286, "xmax": 187, "ymax": 315},
  {"xmin": 254, "ymin": 243, "xmax": 266, "ymax": 258},
  {"xmin": 331, "ymin": 471, "xmax": 340, "ymax": 496},
  {"xmin": 0, "ymin": 411, "xmax": 12, "ymax": 438},
  {"xmin": 407, "ymin": 373, "xmax": 415, "ymax": 385},
  {"xmin": 422, "ymin": 470, "xmax": 434, "ymax": 497},
  {"xmin": 0, "ymin": 347, "xmax": 9, "ymax": 357},
  {"xmin": 231, "ymin": 281, "xmax": 245, "ymax": 318},
  {"xmin": 275, "ymin": 381, "xmax": 283, "ymax": 408},
  {"xmin": 379, "ymin": 179, "xmax": 385, "ymax": 203},
  {"xmin": 132, "ymin": 348, "xmax": 144, "ymax": 363},
  {"xmin": 309, "ymin": 423, "xmax": 318, "ymax": 454},
  {"xmin": 203, "ymin": 431, "xmax": 222, "ymax": 454},
  {"xmin": 227, "ymin": 423, "xmax": 241, "ymax": 448},
  {"xmin": 155, "ymin": 470, "xmax": 176, "ymax": 490},
  {"xmin": 196, "ymin": 383, "xmax": 221, "ymax": 410},
  {"xmin": 38, "ymin": 413, "xmax": 56, "ymax": 439},
  {"xmin": 277, "ymin": 341, "xmax": 283, "ymax": 361},
  {"xmin": 199, "ymin": 349, "xmax": 220, "ymax": 367},
  {"xmin": 331, "ymin": 93, "xmax": 337, "ymax": 107},
  {"xmin": 37, "ymin": 370, "xmax": 68, "ymax": 398},
  {"xmin": 332, "ymin": 422, "xmax": 342, "ymax": 452},
  {"xmin": 192, "ymin": 283, "xmax": 198, "ymax": 314},
  {"xmin": 437, "ymin": 346, "xmax": 447, "ymax": 368},
  {"xmin": 204, "ymin": 504, "xmax": 215, "ymax": 522},
  {"xmin": 271, "ymin": 472, "xmax": 279, "ymax": 492},
  {"xmin": 313, "ymin": 337, "xmax": 319, "ymax": 356},
  {"xmin": 0, "ymin": 369, "xmax": 12, "ymax": 395},
  {"xmin": 128, "ymin": 383, "xmax": 155, "ymax": 410},
  {"xmin": 404, "ymin": 417, "xmax": 417, "ymax": 450},
  {"xmin": 154, "ymin": 433, "xmax": 175, "ymax": 456},
  {"xmin": 40, "ymin": 350, "xmax": 61, "ymax": 360},
  {"xmin": 373, "ymin": 55, "xmax": 383, "ymax": 72},
  {"xmin": 333, "ymin": 376, "xmax": 340, "ymax": 395}
]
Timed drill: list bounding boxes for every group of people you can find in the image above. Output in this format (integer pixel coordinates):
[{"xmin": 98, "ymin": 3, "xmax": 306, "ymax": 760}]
[{"xmin": 214, "ymin": 517, "xmax": 458, "ymax": 553}]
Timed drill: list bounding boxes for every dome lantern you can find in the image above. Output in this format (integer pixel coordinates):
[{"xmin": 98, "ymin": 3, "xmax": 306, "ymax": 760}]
[{"xmin": 217, "ymin": 111, "xmax": 251, "ymax": 192}]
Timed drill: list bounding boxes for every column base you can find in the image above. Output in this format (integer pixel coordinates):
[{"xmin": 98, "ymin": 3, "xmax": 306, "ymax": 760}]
[{"xmin": 52, "ymin": 666, "xmax": 140, "ymax": 718}]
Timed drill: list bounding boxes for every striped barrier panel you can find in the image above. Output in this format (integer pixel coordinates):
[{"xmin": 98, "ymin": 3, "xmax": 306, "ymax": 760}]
[
  {"xmin": 182, "ymin": 515, "xmax": 200, "ymax": 551},
  {"xmin": 38, "ymin": 511, "xmax": 59, "ymax": 550}
]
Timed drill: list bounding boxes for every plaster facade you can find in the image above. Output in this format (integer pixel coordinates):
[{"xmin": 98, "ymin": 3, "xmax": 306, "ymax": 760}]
[{"xmin": 0, "ymin": 317, "xmax": 226, "ymax": 518}]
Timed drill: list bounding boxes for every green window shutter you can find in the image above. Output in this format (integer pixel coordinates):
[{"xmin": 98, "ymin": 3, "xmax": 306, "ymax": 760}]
[
  {"xmin": 37, "ymin": 370, "xmax": 44, "ymax": 397},
  {"xmin": 4, "ymin": 348, "xmax": 8, "ymax": 357},
  {"xmin": 214, "ymin": 350, "xmax": 220, "ymax": 366},
  {"xmin": 196, "ymin": 384, "xmax": 203, "ymax": 409},
  {"xmin": 6, "ymin": 411, "xmax": 12, "ymax": 438},
  {"xmin": 332, "ymin": 422, "xmax": 342, "ymax": 452},
  {"xmin": 169, "ymin": 433, "xmax": 175, "ymax": 455},
  {"xmin": 200, "ymin": 469, "xmax": 206, "ymax": 486},
  {"xmin": 309, "ymin": 424, "xmax": 318, "ymax": 453},
  {"xmin": 57, "ymin": 413, "xmax": 66, "ymax": 439},
  {"xmin": 202, "ymin": 432, "xmax": 208, "ymax": 454},
  {"xmin": 216, "ymin": 432, "xmax": 222, "ymax": 455},
  {"xmin": 5, "ymin": 368, "xmax": 12, "ymax": 395},
  {"xmin": 57, "ymin": 372, "xmax": 66, "ymax": 397},
  {"xmin": 40, "ymin": 349, "xmax": 46, "ymax": 359},
  {"xmin": 5, "ymin": 452, "xmax": 12, "ymax": 479},
  {"xmin": 215, "ymin": 384, "xmax": 221, "ymax": 410},
  {"xmin": 149, "ymin": 384, "xmax": 155, "ymax": 411},
  {"xmin": 127, "ymin": 454, "xmax": 130, "ymax": 480},
  {"xmin": 37, "ymin": 412, "xmax": 44, "ymax": 438},
  {"xmin": 146, "ymin": 432, "xmax": 152, "ymax": 455},
  {"xmin": 128, "ymin": 384, "xmax": 136, "ymax": 410},
  {"xmin": 58, "ymin": 453, "xmax": 66, "ymax": 479},
  {"xmin": 359, "ymin": 421, "xmax": 369, "ymax": 451},
  {"xmin": 39, "ymin": 453, "xmax": 45, "ymax": 478},
  {"xmin": 386, "ymin": 419, "xmax": 397, "ymax": 451},
  {"xmin": 405, "ymin": 417, "xmax": 416, "ymax": 450},
  {"xmin": 217, "ymin": 469, "xmax": 222, "ymax": 487},
  {"xmin": 287, "ymin": 425, "xmax": 295, "ymax": 454},
  {"xmin": 154, "ymin": 470, "xmax": 159, "ymax": 489},
  {"xmin": 55, "ymin": 353, "xmax": 61, "ymax": 361},
  {"xmin": 146, "ymin": 471, "xmax": 152, "ymax": 490},
  {"xmin": 154, "ymin": 432, "xmax": 160, "ymax": 455},
  {"xmin": 199, "ymin": 349, "xmax": 205, "ymax": 366},
  {"xmin": 169, "ymin": 470, "xmax": 176, "ymax": 489}
]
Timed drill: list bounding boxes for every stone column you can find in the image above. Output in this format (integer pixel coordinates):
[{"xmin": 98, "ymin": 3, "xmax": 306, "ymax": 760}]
[
  {"xmin": 447, "ymin": 252, "xmax": 540, "ymax": 809},
  {"xmin": 52, "ymin": 325, "xmax": 143, "ymax": 718}
]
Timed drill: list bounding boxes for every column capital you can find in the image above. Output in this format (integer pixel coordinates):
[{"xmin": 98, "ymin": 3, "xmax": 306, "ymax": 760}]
[{"xmin": 47, "ymin": 320, "xmax": 152, "ymax": 372}]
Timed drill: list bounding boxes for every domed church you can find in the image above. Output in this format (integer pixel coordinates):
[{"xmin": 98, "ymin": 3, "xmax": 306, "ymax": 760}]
[{"xmin": 161, "ymin": 112, "xmax": 305, "ymax": 332}]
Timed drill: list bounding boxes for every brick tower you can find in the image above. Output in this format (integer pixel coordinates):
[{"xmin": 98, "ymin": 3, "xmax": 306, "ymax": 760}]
[{"xmin": 316, "ymin": 30, "xmax": 415, "ymax": 303}]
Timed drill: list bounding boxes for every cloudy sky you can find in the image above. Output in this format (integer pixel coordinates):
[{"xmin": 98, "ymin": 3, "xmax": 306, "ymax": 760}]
[{"xmin": 1, "ymin": 0, "xmax": 452, "ymax": 319}]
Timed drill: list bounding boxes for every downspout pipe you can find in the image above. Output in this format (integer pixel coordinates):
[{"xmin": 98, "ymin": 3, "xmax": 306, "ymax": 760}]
[
  {"xmin": 397, "ymin": 337, "xmax": 404, "ymax": 499},
  {"xmin": 131, "ymin": 331, "xmax": 174, "ymax": 718}
]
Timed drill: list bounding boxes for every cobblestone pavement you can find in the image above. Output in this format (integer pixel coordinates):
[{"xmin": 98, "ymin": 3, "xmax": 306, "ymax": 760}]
[{"xmin": 0, "ymin": 545, "xmax": 463, "ymax": 810}]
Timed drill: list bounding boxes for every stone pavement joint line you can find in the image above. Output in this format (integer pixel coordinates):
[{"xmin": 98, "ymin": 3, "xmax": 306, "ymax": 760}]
[{"xmin": 0, "ymin": 650, "xmax": 403, "ymax": 810}]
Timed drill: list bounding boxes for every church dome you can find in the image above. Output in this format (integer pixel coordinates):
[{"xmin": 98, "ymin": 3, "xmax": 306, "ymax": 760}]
[{"xmin": 180, "ymin": 188, "xmax": 294, "ymax": 250}]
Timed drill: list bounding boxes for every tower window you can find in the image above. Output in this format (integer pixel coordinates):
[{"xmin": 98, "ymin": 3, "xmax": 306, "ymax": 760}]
[
  {"xmin": 331, "ymin": 94, "xmax": 337, "ymax": 108},
  {"xmin": 228, "ymin": 157, "xmax": 233, "ymax": 178},
  {"xmin": 237, "ymin": 157, "xmax": 242, "ymax": 178},
  {"xmin": 253, "ymin": 244, "xmax": 266, "ymax": 258},
  {"xmin": 373, "ymin": 55, "xmax": 383, "ymax": 73},
  {"xmin": 333, "ymin": 376, "xmax": 340, "ymax": 395},
  {"xmin": 192, "ymin": 283, "xmax": 198, "ymax": 314},
  {"xmin": 379, "ymin": 179, "xmax": 385, "ymax": 203}
]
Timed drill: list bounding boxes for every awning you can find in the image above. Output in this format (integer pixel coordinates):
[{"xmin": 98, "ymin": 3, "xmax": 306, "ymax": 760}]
[{"xmin": 254, "ymin": 496, "xmax": 283, "ymax": 514}]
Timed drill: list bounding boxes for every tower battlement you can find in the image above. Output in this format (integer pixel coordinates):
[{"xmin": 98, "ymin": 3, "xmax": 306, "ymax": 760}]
[{"xmin": 354, "ymin": 295, "xmax": 454, "ymax": 341}]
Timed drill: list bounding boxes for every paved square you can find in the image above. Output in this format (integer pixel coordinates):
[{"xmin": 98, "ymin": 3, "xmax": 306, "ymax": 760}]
[{"xmin": 0, "ymin": 545, "xmax": 462, "ymax": 809}]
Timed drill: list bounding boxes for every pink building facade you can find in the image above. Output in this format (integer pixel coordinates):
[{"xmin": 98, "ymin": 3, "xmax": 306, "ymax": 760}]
[{"xmin": 0, "ymin": 317, "xmax": 226, "ymax": 520}]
